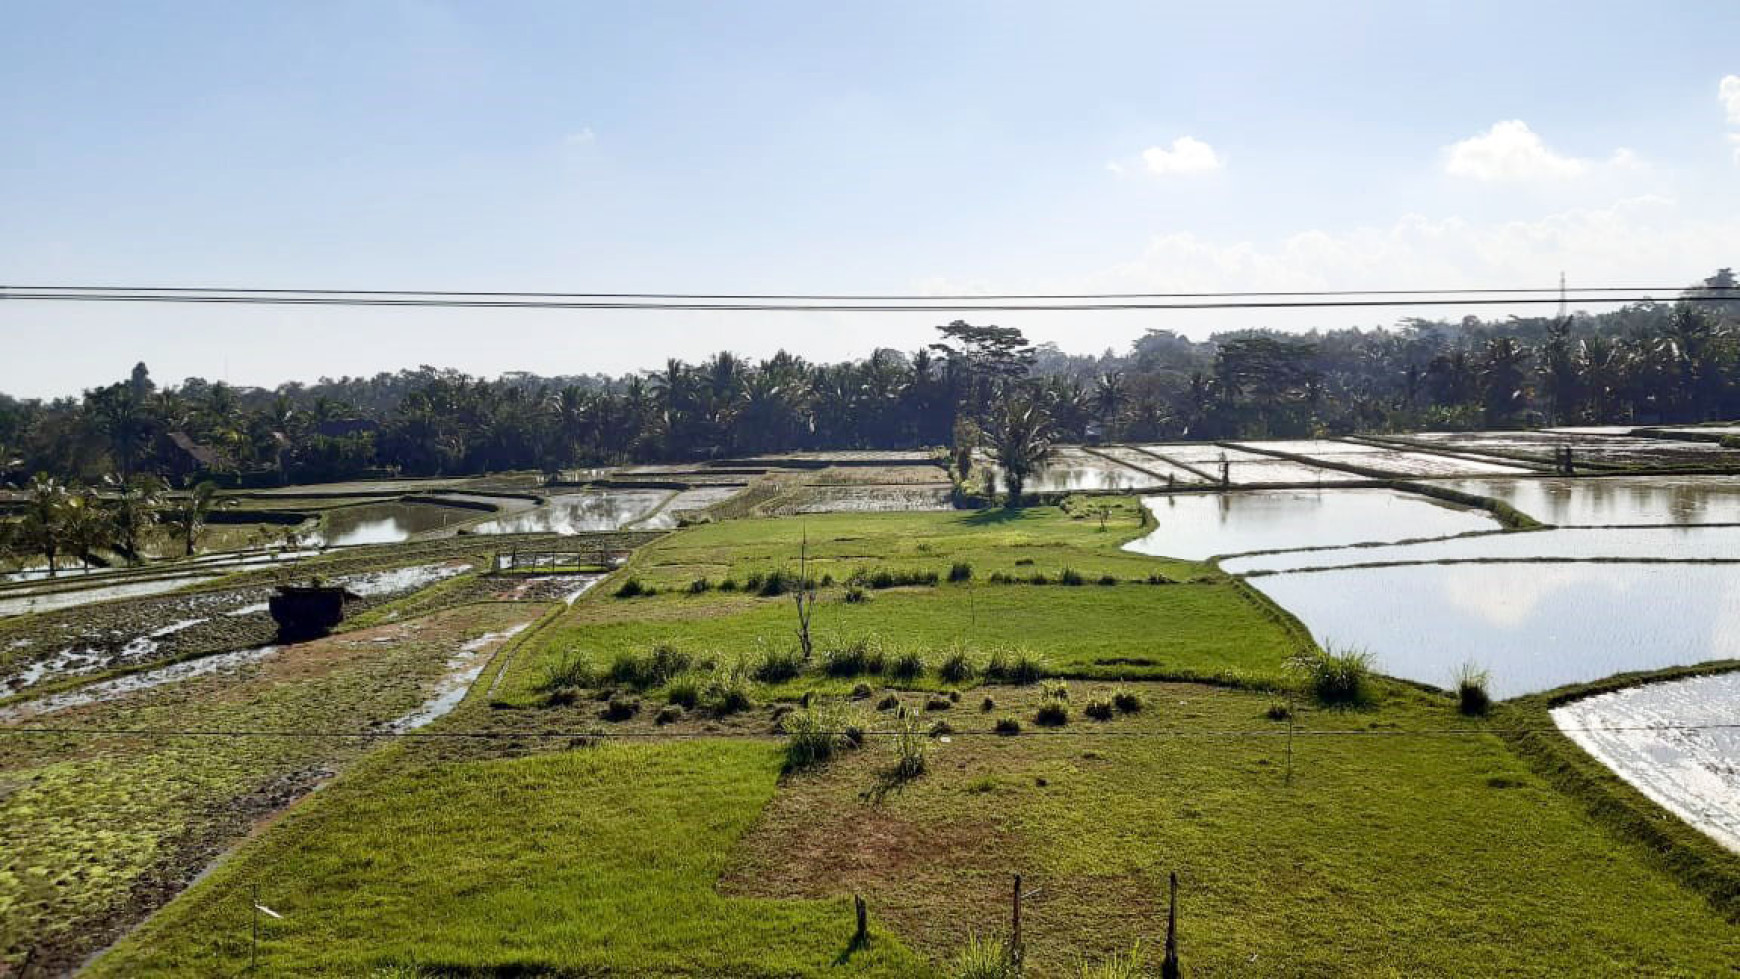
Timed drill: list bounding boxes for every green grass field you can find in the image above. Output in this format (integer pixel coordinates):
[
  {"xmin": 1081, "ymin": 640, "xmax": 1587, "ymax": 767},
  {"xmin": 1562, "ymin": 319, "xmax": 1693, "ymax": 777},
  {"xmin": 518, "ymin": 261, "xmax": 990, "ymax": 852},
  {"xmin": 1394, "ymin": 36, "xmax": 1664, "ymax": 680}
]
[{"xmin": 63, "ymin": 500, "xmax": 1740, "ymax": 976}]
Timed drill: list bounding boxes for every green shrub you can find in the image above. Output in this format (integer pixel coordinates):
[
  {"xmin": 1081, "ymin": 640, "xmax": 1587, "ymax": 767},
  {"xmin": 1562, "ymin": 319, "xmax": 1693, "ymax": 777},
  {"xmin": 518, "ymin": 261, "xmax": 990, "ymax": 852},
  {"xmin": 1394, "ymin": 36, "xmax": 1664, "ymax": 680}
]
[
  {"xmin": 781, "ymin": 703, "xmax": 850, "ymax": 771},
  {"xmin": 844, "ymin": 585, "xmax": 869, "ymax": 604},
  {"xmin": 1084, "ymin": 697, "xmax": 1115, "ymax": 720},
  {"xmin": 743, "ymin": 571, "xmax": 765, "ymax": 592},
  {"xmin": 1111, "ymin": 688, "xmax": 1144, "ymax": 713},
  {"xmin": 654, "ymin": 704, "xmax": 684, "ymax": 725},
  {"xmin": 1059, "ymin": 567, "xmax": 1085, "ymax": 586},
  {"xmin": 876, "ymin": 693, "xmax": 901, "ymax": 711},
  {"xmin": 718, "ymin": 578, "xmax": 739, "ymax": 592},
  {"xmin": 1455, "ymin": 663, "xmax": 1492, "ymax": 717},
  {"xmin": 1291, "ymin": 646, "xmax": 1375, "ymax": 707},
  {"xmin": 988, "ymin": 571, "xmax": 1012, "ymax": 584},
  {"xmin": 850, "ymin": 681, "xmax": 874, "ymax": 700},
  {"xmin": 948, "ymin": 561, "xmax": 974, "ymax": 583},
  {"xmin": 1145, "ymin": 573, "xmax": 1172, "ymax": 585},
  {"xmin": 888, "ymin": 650, "xmax": 926, "ymax": 681},
  {"xmin": 1096, "ymin": 574, "xmax": 1118, "ymax": 586},
  {"xmin": 686, "ymin": 577, "xmax": 712, "ymax": 594},
  {"xmin": 753, "ymin": 648, "xmax": 804, "ymax": 684},
  {"xmin": 994, "ymin": 716, "xmax": 1022, "ymax": 735},
  {"xmin": 1034, "ymin": 701, "xmax": 1070, "ymax": 726},
  {"xmin": 951, "ymin": 933, "xmax": 1015, "ymax": 979},
  {"xmin": 1027, "ymin": 572, "xmax": 1052, "ymax": 585},
  {"xmin": 925, "ymin": 694, "xmax": 953, "ymax": 711},
  {"xmin": 981, "ymin": 695, "xmax": 997, "ymax": 712},
  {"xmin": 1264, "ymin": 700, "xmax": 1293, "ymax": 721},
  {"xmin": 757, "ymin": 570, "xmax": 790, "ymax": 597},
  {"xmin": 982, "ymin": 648, "xmax": 1046, "ymax": 685},
  {"xmin": 938, "ymin": 644, "xmax": 976, "ymax": 683},
  {"xmin": 613, "ymin": 576, "xmax": 648, "ymax": 598}
]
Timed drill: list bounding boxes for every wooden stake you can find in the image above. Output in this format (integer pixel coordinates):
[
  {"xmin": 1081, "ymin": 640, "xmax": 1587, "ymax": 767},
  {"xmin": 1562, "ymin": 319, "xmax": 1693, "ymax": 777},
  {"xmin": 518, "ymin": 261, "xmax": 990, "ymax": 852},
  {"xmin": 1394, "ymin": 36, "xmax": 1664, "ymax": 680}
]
[
  {"xmin": 1011, "ymin": 873, "xmax": 1023, "ymax": 970},
  {"xmin": 853, "ymin": 893, "xmax": 869, "ymax": 949},
  {"xmin": 1162, "ymin": 871, "xmax": 1180, "ymax": 979}
]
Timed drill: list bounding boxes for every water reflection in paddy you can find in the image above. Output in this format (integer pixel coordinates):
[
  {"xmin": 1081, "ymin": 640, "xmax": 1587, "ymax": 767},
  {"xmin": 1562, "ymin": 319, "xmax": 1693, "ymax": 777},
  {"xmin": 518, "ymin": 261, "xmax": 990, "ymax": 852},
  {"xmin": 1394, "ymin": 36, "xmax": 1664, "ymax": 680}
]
[
  {"xmin": 1444, "ymin": 476, "xmax": 1740, "ymax": 526},
  {"xmin": 1223, "ymin": 525, "xmax": 1740, "ymax": 574},
  {"xmin": 1124, "ymin": 489, "xmax": 1498, "ymax": 561},
  {"xmin": 1249, "ymin": 563, "xmax": 1740, "ymax": 697},
  {"xmin": 470, "ymin": 491, "xmax": 672, "ymax": 534},
  {"xmin": 315, "ymin": 502, "xmax": 475, "ymax": 546}
]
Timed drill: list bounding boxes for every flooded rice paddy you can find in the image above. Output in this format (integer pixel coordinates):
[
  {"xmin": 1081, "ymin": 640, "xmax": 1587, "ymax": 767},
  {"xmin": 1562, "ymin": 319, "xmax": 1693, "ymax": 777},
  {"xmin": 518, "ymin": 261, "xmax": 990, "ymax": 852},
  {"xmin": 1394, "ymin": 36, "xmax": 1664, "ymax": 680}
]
[
  {"xmin": 1553, "ymin": 673, "xmax": 1740, "ymax": 853},
  {"xmin": 0, "ymin": 645, "xmax": 280, "ymax": 722},
  {"xmin": 0, "ymin": 575, "xmax": 222, "ymax": 619},
  {"xmin": 1249, "ymin": 563, "xmax": 1740, "ymax": 696},
  {"xmin": 1126, "ymin": 489, "xmax": 1498, "ymax": 561},
  {"xmin": 1222, "ymin": 525, "xmax": 1740, "ymax": 574},
  {"xmin": 1021, "ymin": 447, "xmax": 1165, "ymax": 492},
  {"xmin": 389, "ymin": 623, "xmax": 531, "ymax": 731},
  {"xmin": 313, "ymin": 501, "xmax": 477, "ymax": 546},
  {"xmin": 1442, "ymin": 475, "xmax": 1740, "ymax": 526},
  {"xmin": 469, "ymin": 490, "xmax": 673, "ymax": 534}
]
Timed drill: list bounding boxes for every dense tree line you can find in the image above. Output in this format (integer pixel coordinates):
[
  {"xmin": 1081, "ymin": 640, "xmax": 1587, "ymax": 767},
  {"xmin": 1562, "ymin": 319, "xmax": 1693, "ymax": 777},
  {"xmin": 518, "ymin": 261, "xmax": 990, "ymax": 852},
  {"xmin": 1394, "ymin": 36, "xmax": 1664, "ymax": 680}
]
[{"xmin": 4, "ymin": 271, "xmax": 1740, "ymax": 490}]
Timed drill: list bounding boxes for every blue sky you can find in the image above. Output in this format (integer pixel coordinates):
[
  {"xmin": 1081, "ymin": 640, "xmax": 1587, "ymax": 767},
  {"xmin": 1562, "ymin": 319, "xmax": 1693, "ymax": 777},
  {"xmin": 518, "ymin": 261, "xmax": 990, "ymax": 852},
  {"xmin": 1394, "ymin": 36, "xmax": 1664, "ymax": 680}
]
[{"xmin": 4, "ymin": 0, "xmax": 1740, "ymax": 398}]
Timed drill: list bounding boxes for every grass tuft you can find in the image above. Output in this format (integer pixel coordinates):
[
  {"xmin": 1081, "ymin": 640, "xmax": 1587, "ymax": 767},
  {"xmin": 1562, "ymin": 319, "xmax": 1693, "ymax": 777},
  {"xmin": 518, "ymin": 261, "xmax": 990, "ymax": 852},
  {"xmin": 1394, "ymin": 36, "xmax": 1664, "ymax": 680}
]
[
  {"xmin": 1455, "ymin": 663, "xmax": 1492, "ymax": 716},
  {"xmin": 1291, "ymin": 646, "xmax": 1375, "ymax": 707}
]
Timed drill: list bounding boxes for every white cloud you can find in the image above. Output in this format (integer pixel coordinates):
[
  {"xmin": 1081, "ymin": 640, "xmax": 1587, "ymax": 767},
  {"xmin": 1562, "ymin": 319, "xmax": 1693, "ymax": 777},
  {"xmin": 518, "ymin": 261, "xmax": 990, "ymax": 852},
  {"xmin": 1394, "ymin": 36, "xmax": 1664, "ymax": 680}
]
[
  {"xmin": 1444, "ymin": 120, "xmax": 1590, "ymax": 181},
  {"xmin": 1140, "ymin": 136, "xmax": 1222, "ymax": 176},
  {"xmin": 922, "ymin": 196, "xmax": 1734, "ymax": 336},
  {"xmin": 1721, "ymin": 75, "xmax": 1740, "ymax": 125},
  {"xmin": 565, "ymin": 127, "xmax": 596, "ymax": 146}
]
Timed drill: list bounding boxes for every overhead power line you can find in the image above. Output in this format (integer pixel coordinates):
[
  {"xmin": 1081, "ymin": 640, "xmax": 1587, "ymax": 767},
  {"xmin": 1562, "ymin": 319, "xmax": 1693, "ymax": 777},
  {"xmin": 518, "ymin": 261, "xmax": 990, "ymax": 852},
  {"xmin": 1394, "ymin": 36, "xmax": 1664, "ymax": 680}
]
[{"xmin": 0, "ymin": 288, "xmax": 1724, "ymax": 313}]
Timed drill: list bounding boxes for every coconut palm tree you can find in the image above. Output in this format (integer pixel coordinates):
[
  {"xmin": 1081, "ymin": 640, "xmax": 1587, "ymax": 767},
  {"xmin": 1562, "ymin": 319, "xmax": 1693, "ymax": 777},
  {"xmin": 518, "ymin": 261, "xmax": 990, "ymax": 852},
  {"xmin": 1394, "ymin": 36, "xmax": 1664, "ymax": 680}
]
[
  {"xmin": 16, "ymin": 475, "xmax": 72, "ymax": 576},
  {"xmin": 109, "ymin": 473, "xmax": 166, "ymax": 563},
  {"xmin": 987, "ymin": 397, "xmax": 1054, "ymax": 506},
  {"xmin": 171, "ymin": 481, "xmax": 220, "ymax": 557}
]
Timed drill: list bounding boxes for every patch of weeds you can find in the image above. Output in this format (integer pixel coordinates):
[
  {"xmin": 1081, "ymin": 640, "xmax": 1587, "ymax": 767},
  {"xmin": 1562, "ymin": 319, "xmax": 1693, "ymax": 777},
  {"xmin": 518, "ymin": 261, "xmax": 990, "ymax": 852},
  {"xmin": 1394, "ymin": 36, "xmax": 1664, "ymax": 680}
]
[
  {"xmin": 843, "ymin": 585, "xmax": 869, "ymax": 604},
  {"xmin": 1112, "ymin": 688, "xmax": 1144, "ymax": 713},
  {"xmin": 1059, "ymin": 567, "xmax": 1085, "ymax": 586},
  {"xmin": 1035, "ymin": 682, "xmax": 1071, "ymax": 726},
  {"xmin": 654, "ymin": 704, "xmax": 684, "ymax": 725},
  {"xmin": 965, "ymin": 775, "xmax": 999, "ymax": 794},
  {"xmin": 924, "ymin": 694, "xmax": 953, "ymax": 711},
  {"xmin": 994, "ymin": 716, "xmax": 1022, "ymax": 735},
  {"xmin": 602, "ymin": 696, "xmax": 640, "ymax": 722},
  {"xmin": 1290, "ymin": 645, "xmax": 1375, "ymax": 707},
  {"xmin": 890, "ymin": 709, "xmax": 928, "ymax": 779},
  {"xmin": 948, "ymin": 561, "xmax": 974, "ymax": 583},
  {"xmin": 981, "ymin": 695, "xmax": 997, "ymax": 712},
  {"xmin": 938, "ymin": 643, "xmax": 976, "ymax": 684},
  {"xmin": 850, "ymin": 681, "xmax": 874, "ymax": 700},
  {"xmin": 781, "ymin": 702, "xmax": 852, "ymax": 772},
  {"xmin": 702, "ymin": 660, "xmax": 756, "ymax": 714},
  {"xmin": 888, "ymin": 650, "xmax": 926, "ymax": 681},
  {"xmin": 1096, "ymin": 574, "xmax": 1119, "ymax": 586},
  {"xmin": 1073, "ymin": 941, "xmax": 1147, "ymax": 979},
  {"xmin": 718, "ymin": 578, "xmax": 739, "ymax": 592},
  {"xmin": 983, "ymin": 648, "xmax": 1046, "ymax": 685},
  {"xmin": 1014, "ymin": 557, "xmax": 1035, "ymax": 566},
  {"xmin": 823, "ymin": 635, "xmax": 886, "ymax": 676},
  {"xmin": 609, "ymin": 643, "xmax": 695, "ymax": 690},
  {"xmin": 876, "ymin": 693, "xmax": 901, "ymax": 711},
  {"xmin": 951, "ymin": 933, "xmax": 1016, "ymax": 979},
  {"xmin": 757, "ymin": 570, "xmax": 791, "ymax": 597},
  {"xmin": 613, "ymin": 576, "xmax": 651, "ymax": 598},
  {"xmin": 1264, "ymin": 700, "xmax": 1293, "ymax": 721},
  {"xmin": 543, "ymin": 686, "xmax": 581, "ymax": 707},
  {"xmin": 1145, "ymin": 573, "xmax": 1173, "ymax": 585},
  {"xmin": 1041, "ymin": 679, "xmax": 1070, "ymax": 701},
  {"xmin": 753, "ymin": 648, "xmax": 804, "ymax": 684},
  {"xmin": 1083, "ymin": 696, "xmax": 1115, "ymax": 721},
  {"xmin": 1455, "ymin": 662, "xmax": 1492, "ymax": 717},
  {"xmin": 665, "ymin": 676, "xmax": 701, "ymax": 709},
  {"xmin": 686, "ymin": 577, "xmax": 712, "ymax": 594},
  {"xmin": 535, "ymin": 649, "xmax": 595, "ymax": 692}
]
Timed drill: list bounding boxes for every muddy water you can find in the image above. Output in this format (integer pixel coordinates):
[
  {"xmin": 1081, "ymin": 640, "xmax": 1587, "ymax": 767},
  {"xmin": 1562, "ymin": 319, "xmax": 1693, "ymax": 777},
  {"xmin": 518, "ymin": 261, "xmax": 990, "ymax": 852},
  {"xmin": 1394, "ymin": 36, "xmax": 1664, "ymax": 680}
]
[
  {"xmin": 1554, "ymin": 673, "xmax": 1740, "ymax": 853},
  {"xmin": 1249, "ymin": 563, "xmax": 1740, "ymax": 696},
  {"xmin": 1444, "ymin": 476, "xmax": 1740, "ymax": 526},
  {"xmin": 0, "ymin": 645, "xmax": 279, "ymax": 722},
  {"xmin": 470, "ymin": 490, "xmax": 673, "ymax": 534},
  {"xmin": 1125, "ymin": 489, "xmax": 1497, "ymax": 561},
  {"xmin": 389, "ymin": 624, "xmax": 532, "ymax": 731},
  {"xmin": 0, "ymin": 575, "xmax": 221, "ymax": 618}
]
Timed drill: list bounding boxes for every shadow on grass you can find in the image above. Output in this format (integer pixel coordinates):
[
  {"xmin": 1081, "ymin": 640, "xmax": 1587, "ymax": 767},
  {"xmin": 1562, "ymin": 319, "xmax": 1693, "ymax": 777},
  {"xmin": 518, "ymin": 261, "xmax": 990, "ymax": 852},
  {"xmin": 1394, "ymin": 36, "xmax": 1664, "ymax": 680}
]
[{"xmin": 963, "ymin": 507, "xmax": 1030, "ymax": 527}]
